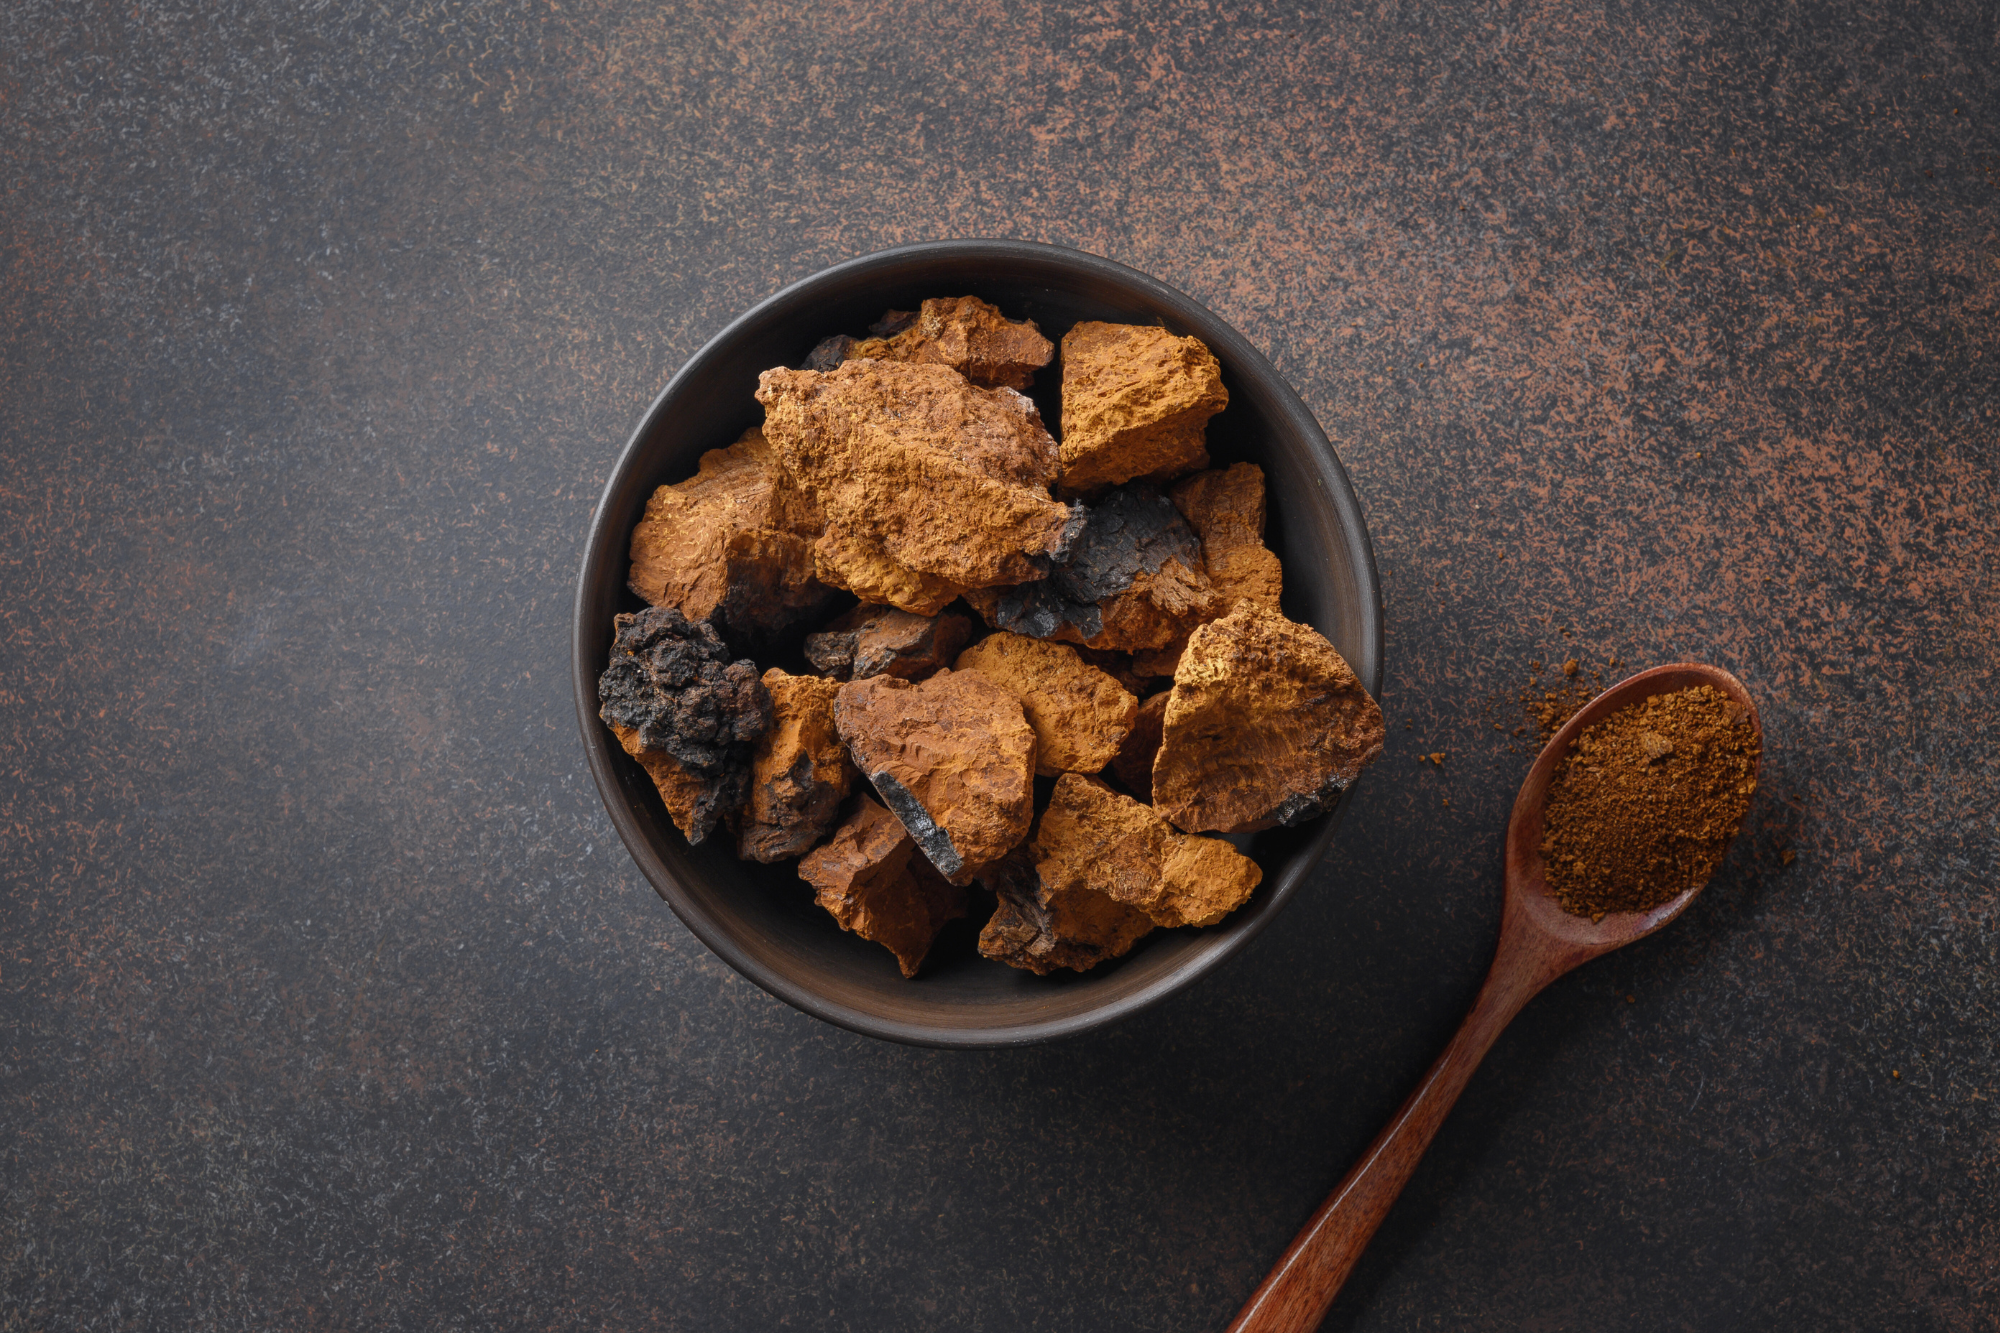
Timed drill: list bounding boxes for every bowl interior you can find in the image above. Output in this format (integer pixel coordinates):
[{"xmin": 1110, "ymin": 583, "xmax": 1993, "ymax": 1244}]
[{"xmin": 574, "ymin": 241, "xmax": 1383, "ymax": 1047}]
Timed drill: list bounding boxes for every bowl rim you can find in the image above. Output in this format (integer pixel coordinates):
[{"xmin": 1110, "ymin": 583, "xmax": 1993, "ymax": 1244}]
[{"xmin": 572, "ymin": 238, "xmax": 1384, "ymax": 1047}]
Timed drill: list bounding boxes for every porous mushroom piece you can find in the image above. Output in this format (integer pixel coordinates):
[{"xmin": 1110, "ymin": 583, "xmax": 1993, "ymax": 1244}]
[
  {"xmin": 1127, "ymin": 461, "xmax": 1287, "ymax": 678},
  {"xmin": 833, "ymin": 668, "xmax": 1037, "ymax": 881},
  {"xmin": 1152, "ymin": 603, "xmax": 1385, "ymax": 834},
  {"xmin": 1034, "ymin": 773, "xmax": 1262, "ymax": 930},
  {"xmin": 1169, "ymin": 461, "xmax": 1283, "ymax": 615},
  {"xmin": 624, "ymin": 427, "xmax": 835, "ymax": 647},
  {"xmin": 824, "ymin": 296, "xmax": 1056, "ymax": 390},
  {"xmin": 804, "ymin": 605, "xmax": 973, "ymax": 682},
  {"xmin": 1058, "ymin": 321, "xmax": 1228, "ymax": 495},
  {"xmin": 953, "ymin": 632, "xmax": 1138, "ymax": 777},
  {"xmin": 736, "ymin": 670, "xmax": 857, "ymax": 863},
  {"xmin": 596, "ymin": 606, "xmax": 773, "ymax": 845},
  {"xmin": 965, "ymin": 484, "xmax": 1219, "ymax": 654},
  {"xmin": 798, "ymin": 796, "xmax": 968, "ymax": 978},
  {"xmin": 976, "ymin": 848, "xmax": 1154, "ymax": 976},
  {"xmin": 755, "ymin": 360, "xmax": 1081, "ymax": 615}
]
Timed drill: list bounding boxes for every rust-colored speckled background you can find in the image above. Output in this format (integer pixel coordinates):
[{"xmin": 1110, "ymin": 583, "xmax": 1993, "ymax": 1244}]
[{"xmin": 3, "ymin": 1, "xmax": 1995, "ymax": 1329}]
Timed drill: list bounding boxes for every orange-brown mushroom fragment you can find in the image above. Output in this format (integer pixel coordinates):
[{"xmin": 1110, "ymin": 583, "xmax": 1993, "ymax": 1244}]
[
  {"xmin": 1170, "ymin": 462, "xmax": 1283, "ymax": 615},
  {"xmin": 737, "ymin": 670, "xmax": 857, "ymax": 863},
  {"xmin": 1035, "ymin": 774, "xmax": 1262, "ymax": 929},
  {"xmin": 837, "ymin": 296, "xmax": 1056, "ymax": 390},
  {"xmin": 798, "ymin": 796, "xmax": 968, "ymax": 978},
  {"xmin": 1152, "ymin": 603, "xmax": 1386, "ymax": 834},
  {"xmin": 953, "ymin": 632, "xmax": 1137, "ymax": 777},
  {"xmin": 1058, "ymin": 322, "xmax": 1228, "ymax": 495},
  {"xmin": 976, "ymin": 848, "xmax": 1154, "ymax": 976},
  {"xmin": 1124, "ymin": 462, "xmax": 1287, "ymax": 678},
  {"xmin": 625, "ymin": 427, "xmax": 834, "ymax": 645},
  {"xmin": 756, "ymin": 360, "xmax": 1079, "ymax": 615},
  {"xmin": 833, "ymin": 668, "xmax": 1037, "ymax": 880}
]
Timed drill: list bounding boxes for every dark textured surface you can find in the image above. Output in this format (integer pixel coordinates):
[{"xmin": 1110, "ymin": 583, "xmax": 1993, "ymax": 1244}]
[
  {"xmin": 992, "ymin": 484, "xmax": 1204, "ymax": 642},
  {"xmin": 2, "ymin": 1, "xmax": 1994, "ymax": 1329}
]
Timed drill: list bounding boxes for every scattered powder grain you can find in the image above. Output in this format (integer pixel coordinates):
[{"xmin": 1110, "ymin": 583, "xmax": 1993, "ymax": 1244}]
[
  {"xmin": 1541, "ymin": 684, "xmax": 1760, "ymax": 920},
  {"xmin": 1523, "ymin": 678, "xmax": 1596, "ymax": 740}
]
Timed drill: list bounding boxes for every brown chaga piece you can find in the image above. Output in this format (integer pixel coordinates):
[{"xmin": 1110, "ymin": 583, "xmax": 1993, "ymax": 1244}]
[
  {"xmin": 798, "ymin": 796, "xmax": 968, "ymax": 978},
  {"xmin": 1058, "ymin": 322, "xmax": 1228, "ymax": 494},
  {"xmin": 953, "ymin": 633, "xmax": 1138, "ymax": 777},
  {"xmin": 1156, "ymin": 836, "xmax": 1265, "ymax": 926},
  {"xmin": 976, "ymin": 848, "xmax": 1154, "ymax": 976},
  {"xmin": 756, "ymin": 361, "xmax": 1080, "ymax": 615},
  {"xmin": 625, "ymin": 427, "xmax": 835, "ymax": 645},
  {"xmin": 842, "ymin": 296, "xmax": 1056, "ymax": 391},
  {"xmin": 966, "ymin": 484, "xmax": 1219, "ymax": 653},
  {"xmin": 1110, "ymin": 690, "xmax": 1171, "ymax": 800},
  {"xmin": 833, "ymin": 669, "xmax": 1037, "ymax": 880},
  {"xmin": 737, "ymin": 670, "xmax": 857, "ymax": 863},
  {"xmin": 1115, "ymin": 463, "xmax": 1284, "ymax": 678},
  {"xmin": 1035, "ymin": 774, "xmax": 1261, "ymax": 929},
  {"xmin": 1153, "ymin": 603, "xmax": 1385, "ymax": 834},
  {"xmin": 804, "ymin": 605, "xmax": 973, "ymax": 682},
  {"xmin": 596, "ymin": 607, "xmax": 773, "ymax": 844},
  {"xmin": 1170, "ymin": 462, "xmax": 1283, "ymax": 614}
]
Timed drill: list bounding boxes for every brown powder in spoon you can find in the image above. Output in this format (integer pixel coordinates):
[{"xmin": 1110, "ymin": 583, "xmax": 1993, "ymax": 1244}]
[{"xmin": 1541, "ymin": 684, "xmax": 1760, "ymax": 920}]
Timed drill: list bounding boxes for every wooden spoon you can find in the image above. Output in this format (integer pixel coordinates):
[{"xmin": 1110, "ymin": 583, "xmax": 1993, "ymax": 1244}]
[{"xmin": 1226, "ymin": 663, "xmax": 1762, "ymax": 1333}]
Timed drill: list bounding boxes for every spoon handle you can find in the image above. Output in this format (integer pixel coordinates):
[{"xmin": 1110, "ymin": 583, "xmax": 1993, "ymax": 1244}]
[{"xmin": 1224, "ymin": 931, "xmax": 1559, "ymax": 1333}]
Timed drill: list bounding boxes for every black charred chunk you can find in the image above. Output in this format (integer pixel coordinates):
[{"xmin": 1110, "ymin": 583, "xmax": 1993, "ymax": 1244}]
[
  {"xmin": 598, "ymin": 606, "xmax": 773, "ymax": 842},
  {"xmin": 803, "ymin": 334, "xmax": 859, "ymax": 372},
  {"xmin": 988, "ymin": 485, "xmax": 1202, "ymax": 640},
  {"xmin": 804, "ymin": 605, "xmax": 973, "ymax": 682}
]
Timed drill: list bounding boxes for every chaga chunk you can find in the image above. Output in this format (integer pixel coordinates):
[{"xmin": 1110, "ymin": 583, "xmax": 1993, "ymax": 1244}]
[
  {"xmin": 625, "ymin": 427, "xmax": 836, "ymax": 646},
  {"xmin": 1170, "ymin": 462, "xmax": 1283, "ymax": 615},
  {"xmin": 804, "ymin": 605, "xmax": 973, "ymax": 682},
  {"xmin": 838, "ymin": 296, "xmax": 1056, "ymax": 390},
  {"xmin": 756, "ymin": 361, "xmax": 1081, "ymax": 615},
  {"xmin": 967, "ymin": 484, "xmax": 1219, "ymax": 653},
  {"xmin": 953, "ymin": 632, "xmax": 1137, "ymax": 777},
  {"xmin": 798, "ymin": 796, "xmax": 968, "ymax": 978},
  {"xmin": 1119, "ymin": 463, "xmax": 1284, "ymax": 679},
  {"xmin": 1110, "ymin": 690, "xmax": 1171, "ymax": 801},
  {"xmin": 737, "ymin": 670, "xmax": 857, "ymax": 863},
  {"xmin": 976, "ymin": 848, "xmax": 1153, "ymax": 976},
  {"xmin": 1036, "ymin": 774, "xmax": 1262, "ymax": 929},
  {"xmin": 1152, "ymin": 603, "xmax": 1385, "ymax": 834},
  {"xmin": 833, "ymin": 669, "xmax": 1036, "ymax": 880},
  {"xmin": 1058, "ymin": 322, "xmax": 1228, "ymax": 495},
  {"xmin": 597, "ymin": 606, "xmax": 773, "ymax": 844}
]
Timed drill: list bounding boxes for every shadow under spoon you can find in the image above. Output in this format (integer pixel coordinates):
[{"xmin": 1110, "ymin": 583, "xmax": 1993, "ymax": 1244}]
[{"xmin": 1225, "ymin": 662, "xmax": 1763, "ymax": 1333}]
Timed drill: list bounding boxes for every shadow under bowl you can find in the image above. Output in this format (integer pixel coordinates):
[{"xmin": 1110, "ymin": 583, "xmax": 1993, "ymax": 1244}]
[{"xmin": 572, "ymin": 240, "xmax": 1383, "ymax": 1048}]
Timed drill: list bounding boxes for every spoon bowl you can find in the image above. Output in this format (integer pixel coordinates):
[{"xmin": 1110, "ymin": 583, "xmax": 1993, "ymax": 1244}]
[
  {"xmin": 1227, "ymin": 662, "xmax": 1762, "ymax": 1333},
  {"xmin": 1502, "ymin": 661, "xmax": 1765, "ymax": 971}
]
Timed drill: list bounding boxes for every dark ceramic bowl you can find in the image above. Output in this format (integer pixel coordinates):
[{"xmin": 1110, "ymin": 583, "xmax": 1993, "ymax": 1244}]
[{"xmin": 573, "ymin": 240, "xmax": 1382, "ymax": 1048}]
